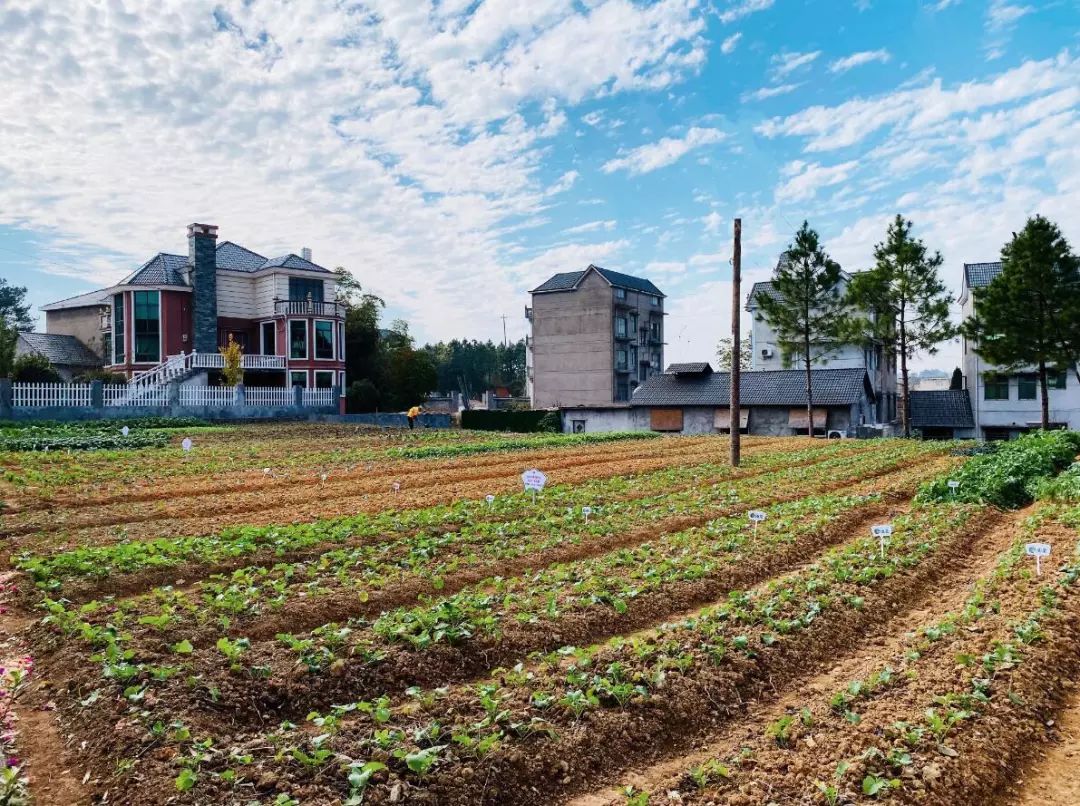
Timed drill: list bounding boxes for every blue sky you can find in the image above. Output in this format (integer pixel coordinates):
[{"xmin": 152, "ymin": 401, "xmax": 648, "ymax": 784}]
[{"xmin": 0, "ymin": 0, "xmax": 1077, "ymax": 373}]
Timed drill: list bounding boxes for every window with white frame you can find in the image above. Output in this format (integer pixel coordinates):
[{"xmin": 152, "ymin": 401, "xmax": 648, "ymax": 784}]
[
  {"xmin": 290, "ymin": 370, "xmax": 308, "ymax": 388},
  {"xmin": 314, "ymin": 370, "xmax": 335, "ymax": 389},
  {"xmin": 289, "ymin": 320, "xmax": 308, "ymax": 359},
  {"xmin": 314, "ymin": 320, "xmax": 334, "ymax": 359}
]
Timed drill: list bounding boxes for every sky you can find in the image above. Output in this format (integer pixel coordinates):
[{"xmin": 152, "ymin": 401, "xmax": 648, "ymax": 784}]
[{"xmin": 0, "ymin": 0, "xmax": 1078, "ymax": 374}]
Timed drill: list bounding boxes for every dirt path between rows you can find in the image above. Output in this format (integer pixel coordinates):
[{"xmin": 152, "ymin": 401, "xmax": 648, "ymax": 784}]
[
  {"xmin": 566, "ymin": 506, "xmax": 1025, "ymax": 806},
  {"xmin": 1007, "ymin": 683, "xmax": 1080, "ymax": 805}
]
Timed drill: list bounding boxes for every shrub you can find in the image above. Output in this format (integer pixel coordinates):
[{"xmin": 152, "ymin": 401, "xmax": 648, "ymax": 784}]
[
  {"xmin": 74, "ymin": 368, "xmax": 128, "ymax": 384},
  {"xmin": 347, "ymin": 380, "xmax": 380, "ymax": 413},
  {"xmin": 12, "ymin": 353, "xmax": 61, "ymax": 382},
  {"xmin": 460, "ymin": 409, "xmax": 559, "ymax": 433},
  {"xmin": 918, "ymin": 430, "xmax": 1080, "ymax": 509}
]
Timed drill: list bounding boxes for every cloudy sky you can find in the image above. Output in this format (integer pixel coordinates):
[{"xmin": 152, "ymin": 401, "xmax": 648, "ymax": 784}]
[{"xmin": 0, "ymin": 0, "xmax": 1077, "ymax": 372}]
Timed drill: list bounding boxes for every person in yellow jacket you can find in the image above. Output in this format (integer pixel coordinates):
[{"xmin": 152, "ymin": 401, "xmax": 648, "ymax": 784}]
[{"xmin": 407, "ymin": 405, "xmax": 422, "ymax": 430}]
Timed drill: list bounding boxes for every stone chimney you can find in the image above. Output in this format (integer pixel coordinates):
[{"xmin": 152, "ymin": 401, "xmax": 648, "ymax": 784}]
[
  {"xmin": 188, "ymin": 223, "xmax": 219, "ymax": 354},
  {"xmin": 301, "ymin": 247, "xmax": 313, "ymax": 262}
]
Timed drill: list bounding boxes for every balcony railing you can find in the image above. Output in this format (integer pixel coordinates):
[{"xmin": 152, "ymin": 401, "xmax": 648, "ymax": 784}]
[
  {"xmin": 274, "ymin": 299, "xmax": 347, "ymax": 318},
  {"xmin": 165, "ymin": 353, "xmax": 287, "ymax": 370}
]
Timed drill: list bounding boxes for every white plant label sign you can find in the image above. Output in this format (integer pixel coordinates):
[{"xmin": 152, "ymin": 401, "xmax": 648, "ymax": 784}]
[
  {"xmin": 872, "ymin": 524, "xmax": 893, "ymax": 559},
  {"xmin": 748, "ymin": 511, "xmax": 767, "ymax": 522},
  {"xmin": 947, "ymin": 480, "xmax": 960, "ymax": 494},
  {"xmin": 486, "ymin": 494, "xmax": 496, "ymax": 507},
  {"xmin": 522, "ymin": 469, "xmax": 547, "ymax": 502},
  {"xmin": 1026, "ymin": 542, "xmax": 1051, "ymax": 576},
  {"xmin": 582, "ymin": 505, "xmax": 593, "ymax": 523},
  {"xmin": 181, "ymin": 437, "xmax": 193, "ymax": 453},
  {"xmin": 121, "ymin": 426, "xmax": 130, "ymax": 437}
]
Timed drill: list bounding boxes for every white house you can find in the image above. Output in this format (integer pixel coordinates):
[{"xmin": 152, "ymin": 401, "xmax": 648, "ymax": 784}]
[{"xmin": 959, "ymin": 261, "xmax": 1080, "ymax": 439}]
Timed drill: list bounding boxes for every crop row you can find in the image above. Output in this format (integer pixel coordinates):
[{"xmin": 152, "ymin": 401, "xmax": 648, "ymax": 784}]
[
  {"xmin": 117, "ymin": 498, "xmax": 989, "ymax": 804},
  {"xmin": 20, "ymin": 438, "xmax": 897, "ymax": 595},
  {"xmin": 660, "ymin": 502, "xmax": 1080, "ymax": 806},
  {"xmin": 45, "ymin": 441, "xmax": 936, "ymax": 648}
]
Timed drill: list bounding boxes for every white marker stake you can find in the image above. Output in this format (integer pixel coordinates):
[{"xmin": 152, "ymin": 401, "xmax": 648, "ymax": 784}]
[
  {"xmin": 948, "ymin": 480, "xmax": 960, "ymax": 496},
  {"xmin": 582, "ymin": 506, "xmax": 593, "ymax": 524},
  {"xmin": 522, "ymin": 469, "xmax": 547, "ymax": 505},
  {"xmin": 486, "ymin": 494, "xmax": 496, "ymax": 508},
  {"xmin": 181, "ymin": 437, "xmax": 193, "ymax": 453},
  {"xmin": 1026, "ymin": 542, "xmax": 1051, "ymax": 577},
  {"xmin": 872, "ymin": 524, "xmax": 893, "ymax": 559},
  {"xmin": 121, "ymin": 426, "xmax": 130, "ymax": 437},
  {"xmin": 392, "ymin": 481, "xmax": 401, "ymax": 493},
  {"xmin": 748, "ymin": 510, "xmax": 766, "ymax": 537}
]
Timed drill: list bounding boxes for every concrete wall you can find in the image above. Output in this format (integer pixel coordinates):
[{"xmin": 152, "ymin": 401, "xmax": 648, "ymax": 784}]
[
  {"xmin": 531, "ymin": 270, "xmax": 616, "ymax": 408},
  {"xmin": 45, "ymin": 307, "xmax": 107, "ymax": 360},
  {"xmin": 561, "ymin": 408, "xmax": 642, "ymax": 433},
  {"xmin": 561, "ymin": 404, "xmax": 863, "ymax": 436}
]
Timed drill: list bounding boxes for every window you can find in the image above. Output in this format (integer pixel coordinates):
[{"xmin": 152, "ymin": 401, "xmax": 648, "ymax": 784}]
[
  {"xmin": 290, "ymin": 371, "xmax": 308, "ymax": 388},
  {"xmin": 261, "ymin": 322, "xmax": 276, "ymax": 355},
  {"xmin": 616, "ymin": 349, "xmax": 628, "ymax": 370},
  {"xmin": 102, "ymin": 333, "xmax": 112, "ymax": 365},
  {"xmin": 615, "ymin": 317, "xmax": 627, "ymax": 338},
  {"xmin": 1018, "ymin": 374, "xmax": 1037, "ymax": 400},
  {"xmin": 314, "ymin": 370, "xmax": 335, "ymax": 389},
  {"xmin": 133, "ymin": 291, "xmax": 160, "ymax": 363},
  {"xmin": 1049, "ymin": 370, "xmax": 1067, "ymax": 390},
  {"xmin": 113, "ymin": 294, "xmax": 125, "ymax": 364},
  {"xmin": 225, "ymin": 330, "xmax": 248, "ymax": 351},
  {"xmin": 650, "ymin": 295, "xmax": 660, "ymax": 307},
  {"xmin": 571, "ymin": 419, "xmax": 586, "ymax": 433},
  {"xmin": 289, "ymin": 320, "xmax": 308, "ymax": 359},
  {"xmin": 649, "ymin": 321, "xmax": 661, "ymax": 342},
  {"xmin": 984, "ymin": 374, "xmax": 1009, "ymax": 400},
  {"xmin": 629, "ymin": 346, "xmax": 637, "ymax": 366},
  {"xmin": 615, "ymin": 381, "xmax": 629, "ymax": 402},
  {"xmin": 289, "ymin": 278, "xmax": 324, "ymax": 302},
  {"xmin": 314, "ymin": 320, "xmax": 335, "ymax": 359},
  {"xmin": 614, "ymin": 287, "xmax": 626, "ymax": 300},
  {"xmin": 651, "ymin": 351, "xmax": 660, "ymax": 367}
]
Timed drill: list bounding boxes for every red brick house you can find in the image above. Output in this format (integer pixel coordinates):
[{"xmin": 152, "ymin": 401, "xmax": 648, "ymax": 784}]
[{"xmin": 42, "ymin": 224, "xmax": 347, "ymax": 398}]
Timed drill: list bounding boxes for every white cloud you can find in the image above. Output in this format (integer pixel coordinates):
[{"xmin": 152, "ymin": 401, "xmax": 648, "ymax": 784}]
[
  {"xmin": 742, "ymin": 82, "xmax": 801, "ymax": 102},
  {"xmin": 601, "ymin": 126, "xmax": 727, "ymax": 176},
  {"xmin": 717, "ymin": 0, "xmax": 775, "ymax": 24},
  {"xmin": 829, "ymin": 49, "xmax": 891, "ymax": 73},
  {"xmin": 929, "ymin": 0, "xmax": 961, "ymax": 10},
  {"xmin": 771, "ymin": 50, "xmax": 821, "ymax": 79},
  {"xmin": 644, "ymin": 260, "xmax": 687, "ymax": 278},
  {"xmin": 775, "ymin": 160, "xmax": 860, "ymax": 202},
  {"xmin": 702, "ymin": 211, "xmax": 724, "ymax": 234},
  {"xmin": 0, "ymin": 0, "xmax": 707, "ymax": 345},
  {"xmin": 563, "ymin": 219, "xmax": 617, "ymax": 234},
  {"xmin": 721, "ymin": 33, "xmax": 743, "ymax": 55},
  {"xmin": 987, "ymin": 1, "xmax": 1032, "ymax": 32}
]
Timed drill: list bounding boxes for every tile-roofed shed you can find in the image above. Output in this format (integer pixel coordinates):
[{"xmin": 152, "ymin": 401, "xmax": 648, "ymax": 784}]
[
  {"xmin": 16, "ymin": 333, "xmax": 101, "ymax": 368},
  {"xmin": 531, "ymin": 264, "xmax": 663, "ymax": 296},
  {"xmin": 666, "ymin": 362, "xmax": 713, "ymax": 375},
  {"xmin": 909, "ymin": 390, "xmax": 975, "ymax": 429},
  {"xmin": 963, "ymin": 262, "xmax": 1003, "ymax": 289},
  {"xmin": 631, "ymin": 367, "xmax": 872, "ymax": 407}
]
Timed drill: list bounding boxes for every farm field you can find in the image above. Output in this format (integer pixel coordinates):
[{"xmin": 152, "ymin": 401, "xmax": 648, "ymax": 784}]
[{"xmin": 2, "ymin": 423, "xmax": 1080, "ymax": 806}]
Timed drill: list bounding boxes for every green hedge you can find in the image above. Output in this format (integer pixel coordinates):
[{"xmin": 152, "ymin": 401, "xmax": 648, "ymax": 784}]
[
  {"xmin": 918, "ymin": 429, "xmax": 1080, "ymax": 509},
  {"xmin": 460, "ymin": 409, "xmax": 561, "ymax": 433}
]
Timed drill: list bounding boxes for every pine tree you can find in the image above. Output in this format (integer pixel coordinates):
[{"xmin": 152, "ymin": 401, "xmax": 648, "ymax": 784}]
[
  {"xmin": 949, "ymin": 367, "xmax": 963, "ymax": 391},
  {"xmin": 846, "ymin": 215, "xmax": 954, "ymax": 436},
  {"xmin": 962, "ymin": 215, "xmax": 1080, "ymax": 430},
  {"xmin": 755, "ymin": 222, "xmax": 850, "ymax": 436}
]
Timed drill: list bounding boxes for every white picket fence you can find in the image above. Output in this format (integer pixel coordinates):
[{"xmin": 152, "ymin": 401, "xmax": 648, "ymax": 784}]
[
  {"xmin": 12, "ymin": 383, "xmax": 92, "ymax": 408},
  {"xmin": 11, "ymin": 382, "xmax": 337, "ymax": 409},
  {"xmin": 245, "ymin": 387, "xmax": 295, "ymax": 407}
]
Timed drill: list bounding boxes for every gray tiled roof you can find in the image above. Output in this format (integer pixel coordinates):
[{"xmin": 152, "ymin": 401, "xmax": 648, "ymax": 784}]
[
  {"xmin": 216, "ymin": 241, "xmax": 267, "ymax": 272},
  {"xmin": 40, "ymin": 288, "xmax": 110, "ymax": 312},
  {"xmin": 963, "ymin": 262, "xmax": 1003, "ymax": 289},
  {"xmin": 666, "ymin": 362, "xmax": 713, "ymax": 375},
  {"xmin": 261, "ymin": 253, "xmax": 332, "ymax": 273},
  {"xmin": 121, "ymin": 253, "xmax": 189, "ymax": 287},
  {"xmin": 532, "ymin": 265, "xmax": 663, "ymax": 296},
  {"xmin": 17, "ymin": 332, "xmax": 101, "ymax": 367},
  {"xmin": 631, "ymin": 367, "xmax": 872, "ymax": 407},
  {"xmin": 746, "ymin": 280, "xmax": 781, "ymax": 308},
  {"xmin": 909, "ymin": 390, "xmax": 974, "ymax": 429}
]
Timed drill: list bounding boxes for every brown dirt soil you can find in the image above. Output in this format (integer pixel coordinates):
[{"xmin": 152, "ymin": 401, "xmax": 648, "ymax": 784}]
[{"xmin": 1005, "ymin": 684, "xmax": 1080, "ymax": 805}]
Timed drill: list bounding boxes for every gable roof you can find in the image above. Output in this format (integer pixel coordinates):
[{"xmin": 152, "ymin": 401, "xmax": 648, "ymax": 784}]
[
  {"xmin": 666, "ymin": 362, "xmax": 713, "ymax": 375},
  {"xmin": 631, "ymin": 367, "xmax": 873, "ymax": 407},
  {"xmin": 16, "ymin": 332, "xmax": 101, "ymax": 367},
  {"xmin": 963, "ymin": 262, "xmax": 1003, "ymax": 289},
  {"xmin": 260, "ymin": 253, "xmax": 332, "ymax": 273},
  {"xmin": 909, "ymin": 390, "xmax": 975, "ymax": 429},
  {"xmin": 40, "ymin": 288, "xmax": 110, "ymax": 312},
  {"xmin": 531, "ymin": 264, "xmax": 663, "ymax": 296}
]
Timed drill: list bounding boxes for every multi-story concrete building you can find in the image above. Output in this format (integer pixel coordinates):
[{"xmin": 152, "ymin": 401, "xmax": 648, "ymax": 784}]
[
  {"xmin": 959, "ymin": 261, "xmax": 1080, "ymax": 439},
  {"xmin": 41, "ymin": 223, "xmax": 346, "ymax": 394},
  {"xmin": 527, "ymin": 265, "xmax": 665, "ymax": 407},
  {"xmin": 746, "ymin": 261, "xmax": 897, "ymax": 425}
]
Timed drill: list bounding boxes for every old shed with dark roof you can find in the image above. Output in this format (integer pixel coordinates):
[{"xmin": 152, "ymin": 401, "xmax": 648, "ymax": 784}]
[{"xmin": 909, "ymin": 390, "xmax": 975, "ymax": 438}]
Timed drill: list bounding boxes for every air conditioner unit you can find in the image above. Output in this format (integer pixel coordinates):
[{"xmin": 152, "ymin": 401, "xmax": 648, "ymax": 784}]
[{"xmin": 761, "ymin": 348, "xmax": 774, "ymax": 359}]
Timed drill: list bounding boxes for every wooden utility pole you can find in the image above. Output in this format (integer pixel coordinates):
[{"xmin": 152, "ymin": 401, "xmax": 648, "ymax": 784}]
[{"xmin": 730, "ymin": 217, "xmax": 742, "ymax": 467}]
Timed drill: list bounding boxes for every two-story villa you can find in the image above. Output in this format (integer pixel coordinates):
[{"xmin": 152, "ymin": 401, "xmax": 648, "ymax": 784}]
[{"xmin": 41, "ymin": 224, "xmax": 346, "ymax": 394}]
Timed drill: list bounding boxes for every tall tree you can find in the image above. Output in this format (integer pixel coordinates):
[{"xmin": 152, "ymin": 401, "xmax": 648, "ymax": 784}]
[
  {"xmin": 755, "ymin": 222, "xmax": 850, "ymax": 436},
  {"xmin": 334, "ymin": 267, "xmax": 385, "ymax": 387},
  {"xmin": 715, "ymin": 335, "xmax": 751, "ymax": 371},
  {"xmin": 962, "ymin": 215, "xmax": 1080, "ymax": 430},
  {"xmin": 0, "ymin": 278, "xmax": 34, "ymax": 377},
  {"xmin": 846, "ymin": 215, "xmax": 954, "ymax": 436},
  {"xmin": 949, "ymin": 367, "xmax": 964, "ymax": 391}
]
